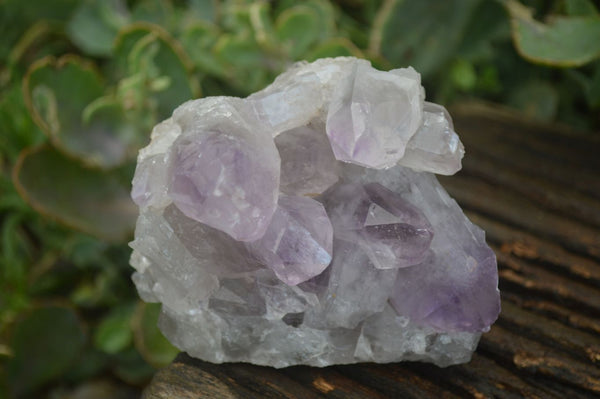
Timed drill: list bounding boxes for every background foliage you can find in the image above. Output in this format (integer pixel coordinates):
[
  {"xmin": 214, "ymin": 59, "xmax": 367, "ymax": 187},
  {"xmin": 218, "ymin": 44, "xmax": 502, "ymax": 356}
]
[{"xmin": 1, "ymin": 0, "xmax": 598, "ymax": 397}]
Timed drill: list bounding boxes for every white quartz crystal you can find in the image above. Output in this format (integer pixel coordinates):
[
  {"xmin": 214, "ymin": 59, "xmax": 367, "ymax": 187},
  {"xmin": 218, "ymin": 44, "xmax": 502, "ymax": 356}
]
[
  {"xmin": 326, "ymin": 60, "xmax": 424, "ymax": 169},
  {"xmin": 398, "ymin": 102, "xmax": 465, "ymax": 175}
]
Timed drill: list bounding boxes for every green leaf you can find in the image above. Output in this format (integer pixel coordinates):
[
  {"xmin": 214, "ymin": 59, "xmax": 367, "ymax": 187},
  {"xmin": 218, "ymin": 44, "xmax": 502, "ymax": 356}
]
[
  {"xmin": 214, "ymin": 34, "xmax": 264, "ymax": 68},
  {"xmin": 94, "ymin": 303, "xmax": 135, "ymax": 354},
  {"xmin": 83, "ymin": 95, "xmax": 147, "ymax": 162},
  {"xmin": 131, "ymin": 0, "xmax": 172, "ymax": 28},
  {"xmin": 274, "ymin": 0, "xmax": 337, "ymax": 39},
  {"xmin": 0, "ymin": 0, "xmax": 79, "ymax": 61},
  {"xmin": 180, "ymin": 22, "xmax": 225, "ymax": 75},
  {"xmin": 564, "ymin": 0, "xmax": 598, "ymax": 16},
  {"xmin": 506, "ymin": 0, "xmax": 600, "ymax": 67},
  {"xmin": 371, "ymin": 0, "xmax": 482, "ymax": 77},
  {"xmin": 113, "ymin": 346, "xmax": 155, "ymax": 384},
  {"xmin": 3, "ymin": 21, "xmax": 72, "ymax": 83},
  {"xmin": 187, "ymin": 0, "xmax": 218, "ymax": 21},
  {"xmin": 456, "ymin": 0, "xmax": 511, "ymax": 62},
  {"xmin": 220, "ymin": 2, "xmax": 254, "ymax": 35},
  {"xmin": 24, "ymin": 55, "xmax": 138, "ymax": 168},
  {"xmin": 450, "ymin": 59, "xmax": 477, "ymax": 91},
  {"xmin": 24, "ymin": 55, "xmax": 103, "ymax": 135},
  {"xmin": 0, "ymin": 80, "xmax": 44, "ymax": 164},
  {"xmin": 249, "ymin": 1, "xmax": 276, "ymax": 47},
  {"xmin": 508, "ymin": 80, "xmax": 559, "ymax": 121},
  {"xmin": 67, "ymin": 0, "xmax": 130, "ymax": 57},
  {"xmin": 132, "ymin": 302, "xmax": 178, "ymax": 368},
  {"xmin": 305, "ymin": 37, "xmax": 363, "ymax": 61},
  {"xmin": 586, "ymin": 62, "xmax": 600, "ymax": 107},
  {"xmin": 13, "ymin": 145, "xmax": 137, "ymax": 241},
  {"xmin": 113, "ymin": 24, "xmax": 198, "ymax": 120},
  {"xmin": 276, "ymin": 5, "xmax": 321, "ymax": 59},
  {"xmin": 7, "ymin": 306, "xmax": 85, "ymax": 397},
  {"xmin": 299, "ymin": 0, "xmax": 337, "ymax": 39},
  {"xmin": 212, "ymin": 33, "xmax": 272, "ymax": 93},
  {"xmin": 63, "ymin": 348, "xmax": 109, "ymax": 383}
]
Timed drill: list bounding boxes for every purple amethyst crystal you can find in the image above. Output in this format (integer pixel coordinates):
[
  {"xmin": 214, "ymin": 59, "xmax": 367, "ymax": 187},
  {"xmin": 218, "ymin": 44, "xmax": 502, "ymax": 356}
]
[
  {"xmin": 390, "ymin": 247, "xmax": 500, "ymax": 332},
  {"xmin": 167, "ymin": 98, "xmax": 280, "ymax": 242},
  {"xmin": 247, "ymin": 195, "xmax": 333, "ymax": 286},
  {"xmin": 321, "ymin": 182, "xmax": 433, "ymax": 269},
  {"xmin": 129, "ymin": 57, "xmax": 500, "ymax": 368}
]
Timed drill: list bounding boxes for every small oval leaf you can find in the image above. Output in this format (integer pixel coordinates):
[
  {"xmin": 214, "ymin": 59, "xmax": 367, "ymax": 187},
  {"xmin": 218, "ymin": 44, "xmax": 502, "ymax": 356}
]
[
  {"xmin": 23, "ymin": 55, "xmax": 137, "ymax": 168},
  {"xmin": 67, "ymin": 0, "xmax": 130, "ymax": 56},
  {"xmin": 132, "ymin": 302, "xmax": 178, "ymax": 369},
  {"xmin": 564, "ymin": 0, "xmax": 598, "ymax": 16},
  {"xmin": 94, "ymin": 303, "xmax": 136, "ymax": 354},
  {"xmin": 113, "ymin": 23, "xmax": 199, "ymax": 119},
  {"xmin": 180, "ymin": 22, "xmax": 225, "ymax": 76},
  {"xmin": 7, "ymin": 306, "xmax": 85, "ymax": 397},
  {"xmin": 371, "ymin": 0, "xmax": 481, "ymax": 77},
  {"xmin": 13, "ymin": 145, "xmax": 137, "ymax": 241},
  {"xmin": 506, "ymin": 0, "xmax": 600, "ymax": 67},
  {"xmin": 276, "ymin": 6, "xmax": 320, "ymax": 59},
  {"xmin": 213, "ymin": 33, "xmax": 263, "ymax": 68}
]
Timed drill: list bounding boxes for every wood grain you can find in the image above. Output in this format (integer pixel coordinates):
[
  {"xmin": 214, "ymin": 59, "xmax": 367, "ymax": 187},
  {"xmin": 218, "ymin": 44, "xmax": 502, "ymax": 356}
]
[{"xmin": 143, "ymin": 103, "xmax": 600, "ymax": 398}]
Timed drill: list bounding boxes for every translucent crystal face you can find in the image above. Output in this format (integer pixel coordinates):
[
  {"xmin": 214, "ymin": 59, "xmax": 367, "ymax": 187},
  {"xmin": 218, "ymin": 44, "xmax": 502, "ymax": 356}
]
[
  {"xmin": 275, "ymin": 125, "xmax": 339, "ymax": 196},
  {"xmin": 129, "ymin": 57, "xmax": 500, "ymax": 369},
  {"xmin": 326, "ymin": 61, "xmax": 423, "ymax": 169},
  {"xmin": 247, "ymin": 195, "xmax": 333, "ymax": 286},
  {"xmin": 390, "ymin": 244, "xmax": 500, "ymax": 332},
  {"xmin": 169, "ymin": 130, "xmax": 279, "ymax": 242},
  {"xmin": 321, "ymin": 182, "xmax": 433, "ymax": 269},
  {"xmin": 399, "ymin": 102, "xmax": 465, "ymax": 175}
]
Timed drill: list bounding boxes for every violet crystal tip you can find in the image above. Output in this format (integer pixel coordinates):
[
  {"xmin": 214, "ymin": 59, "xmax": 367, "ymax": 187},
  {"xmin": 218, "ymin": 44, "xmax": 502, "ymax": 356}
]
[{"xmin": 129, "ymin": 56, "xmax": 500, "ymax": 368}]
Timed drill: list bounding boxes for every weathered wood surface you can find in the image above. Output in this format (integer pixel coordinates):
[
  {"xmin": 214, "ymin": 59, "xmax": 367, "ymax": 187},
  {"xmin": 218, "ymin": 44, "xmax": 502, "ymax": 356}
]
[{"xmin": 143, "ymin": 102, "xmax": 600, "ymax": 399}]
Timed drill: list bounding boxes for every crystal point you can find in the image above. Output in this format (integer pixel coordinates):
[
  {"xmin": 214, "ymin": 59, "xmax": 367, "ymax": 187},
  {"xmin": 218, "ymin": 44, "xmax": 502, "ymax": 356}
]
[
  {"xmin": 326, "ymin": 61, "xmax": 424, "ymax": 169},
  {"xmin": 248, "ymin": 196, "xmax": 333, "ymax": 286},
  {"xmin": 322, "ymin": 181, "xmax": 433, "ymax": 269},
  {"xmin": 398, "ymin": 102, "xmax": 465, "ymax": 175}
]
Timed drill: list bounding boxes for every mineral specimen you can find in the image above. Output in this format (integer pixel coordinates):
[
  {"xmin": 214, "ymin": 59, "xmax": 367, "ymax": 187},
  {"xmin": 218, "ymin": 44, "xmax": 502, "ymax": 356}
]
[{"xmin": 130, "ymin": 57, "xmax": 501, "ymax": 368}]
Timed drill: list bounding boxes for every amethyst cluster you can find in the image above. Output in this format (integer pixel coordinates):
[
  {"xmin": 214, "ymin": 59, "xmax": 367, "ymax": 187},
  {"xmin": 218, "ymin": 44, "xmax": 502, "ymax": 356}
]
[{"xmin": 129, "ymin": 57, "xmax": 500, "ymax": 367}]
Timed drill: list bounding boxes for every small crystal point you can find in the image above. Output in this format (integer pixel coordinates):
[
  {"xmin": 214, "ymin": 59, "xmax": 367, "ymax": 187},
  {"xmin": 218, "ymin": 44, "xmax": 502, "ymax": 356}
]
[
  {"xmin": 399, "ymin": 102, "xmax": 465, "ymax": 175},
  {"xmin": 349, "ymin": 166, "xmax": 501, "ymax": 333},
  {"xmin": 326, "ymin": 61, "xmax": 424, "ymax": 169},
  {"xmin": 390, "ymin": 246, "xmax": 501, "ymax": 333},
  {"xmin": 322, "ymin": 181, "xmax": 433, "ymax": 269},
  {"xmin": 131, "ymin": 118, "xmax": 182, "ymax": 209},
  {"xmin": 248, "ymin": 195, "xmax": 333, "ymax": 286}
]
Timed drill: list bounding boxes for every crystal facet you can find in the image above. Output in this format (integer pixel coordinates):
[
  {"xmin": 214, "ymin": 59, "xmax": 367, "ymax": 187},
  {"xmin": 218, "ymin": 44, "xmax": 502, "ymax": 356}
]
[
  {"xmin": 129, "ymin": 57, "xmax": 500, "ymax": 368},
  {"xmin": 167, "ymin": 97, "xmax": 280, "ymax": 242},
  {"xmin": 398, "ymin": 102, "xmax": 465, "ymax": 175},
  {"xmin": 322, "ymin": 182, "xmax": 433, "ymax": 269},
  {"xmin": 247, "ymin": 195, "xmax": 333, "ymax": 286},
  {"xmin": 326, "ymin": 60, "xmax": 424, "ymax": 169},
  {"xmin": 275, "ymin": 124, "xmax": 339, "ymax": 196}
]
